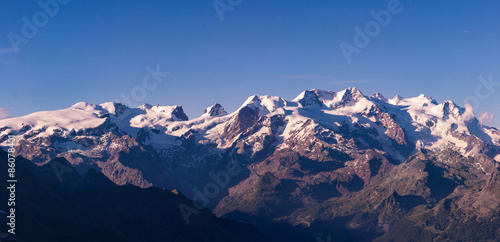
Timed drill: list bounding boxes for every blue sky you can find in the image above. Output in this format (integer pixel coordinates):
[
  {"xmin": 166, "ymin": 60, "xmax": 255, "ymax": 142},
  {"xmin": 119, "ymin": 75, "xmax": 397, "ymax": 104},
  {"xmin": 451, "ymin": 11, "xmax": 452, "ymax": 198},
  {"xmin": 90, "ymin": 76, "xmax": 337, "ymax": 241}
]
[{"xmin": 1, "ymin": 0, "xmax": 500, "ymax": 127}]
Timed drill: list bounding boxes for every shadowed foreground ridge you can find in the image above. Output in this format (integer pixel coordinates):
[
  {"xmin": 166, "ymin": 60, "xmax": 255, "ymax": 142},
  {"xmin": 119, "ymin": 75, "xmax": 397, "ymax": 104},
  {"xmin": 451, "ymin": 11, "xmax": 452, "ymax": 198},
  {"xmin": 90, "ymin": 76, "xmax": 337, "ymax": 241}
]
[{"xmin": 0, "ymin": 149, "xmax": 267, "ymax": 242}]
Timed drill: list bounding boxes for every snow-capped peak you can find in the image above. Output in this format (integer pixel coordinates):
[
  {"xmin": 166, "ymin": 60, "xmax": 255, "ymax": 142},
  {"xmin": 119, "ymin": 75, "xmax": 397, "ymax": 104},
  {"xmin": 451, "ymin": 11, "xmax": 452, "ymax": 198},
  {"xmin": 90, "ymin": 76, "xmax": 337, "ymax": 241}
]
[
  {"xmin": 70, "ymin": 102, "xmax": 108, "ymax": 114},
  {"xmin": 138, "ymin": 103, "xmax": 153, "ymax": 110},
  {"xmin": 1, "ymin": 87, "xmax": 498, "ymax": 170},
  {"xmin": 0, "ymin": 104, "xmax": 108, "ymax": 137},
  {"xmin": 431, "ymin": 100, "xmax": 464, "ymax": 121},
  {"xmin": 99, "ymin": 102, "xmax": 130, "ymax": 116},
  {"xmin": 413, "ymin": 94, "xmax": 437, "ymax": 105},
  {"xmin": 203, "ymin": 103, "xmax": 228, "ymax": 117},
  {"xmin": 293, "ymin": 90, "xmax": 324, "ymax": 107},
  {"xmin": 240, "ymin": 95, "xmax": 286, "ymax": 116},
  {"xmin": 293, "ymin": 88, "xmax": 366, "ymax": 108},
  {"xmin": 370, "ymin": 93, "xmax": 388, "ymax": 102},
  {"xmin": 334, "ymin": 87, "xmax": 365, "ymax": 107},
  {"xmin": 70, "ymin": 101, "xmax": 93, "ymax": 110},
  {"xmin": 135, "ymin": 104, "xmax": 188, "ymax": 120},
  {"xmin": 388, "ymin": 95, "xmax": 403, "ymax": 105}
]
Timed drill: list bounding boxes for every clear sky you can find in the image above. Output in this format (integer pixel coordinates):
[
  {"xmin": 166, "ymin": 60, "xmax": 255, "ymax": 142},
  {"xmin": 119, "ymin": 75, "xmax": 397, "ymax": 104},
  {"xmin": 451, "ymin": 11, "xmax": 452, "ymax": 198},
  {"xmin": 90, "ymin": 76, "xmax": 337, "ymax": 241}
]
[{"xmin": 1, "ymin": 0, "xmax": 499, "ymax": 127}]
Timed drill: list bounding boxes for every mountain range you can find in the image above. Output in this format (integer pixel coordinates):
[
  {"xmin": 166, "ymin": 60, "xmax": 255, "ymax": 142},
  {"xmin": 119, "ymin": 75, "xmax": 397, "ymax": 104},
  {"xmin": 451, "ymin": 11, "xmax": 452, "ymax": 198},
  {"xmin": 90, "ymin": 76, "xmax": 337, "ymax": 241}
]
[{"xmin": 1, "ymin": 87, "xmax": 499, "ymax": 241}]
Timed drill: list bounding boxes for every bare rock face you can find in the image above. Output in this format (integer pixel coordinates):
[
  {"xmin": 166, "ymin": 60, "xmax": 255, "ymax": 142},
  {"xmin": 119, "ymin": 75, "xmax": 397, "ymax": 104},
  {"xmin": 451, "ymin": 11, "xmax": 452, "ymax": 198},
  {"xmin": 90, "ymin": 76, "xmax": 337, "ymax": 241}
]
[
  {"xmin": 171, "ymin": 105, "xmax": 189, "ymax": 121},
  {"xmin": 378, "ymin": 112, "xmax": 408, "ymax": 146},
  {"xmin": 294, "ymin": 90, "xmax": 324, "ymax": 107},
  {"xmin": 486, "ymin": 167, "xmax": 500, "ymax": 198},
  {"xmin": 223, "ymin": 106, "xmax": 259, "ymax": 141}
]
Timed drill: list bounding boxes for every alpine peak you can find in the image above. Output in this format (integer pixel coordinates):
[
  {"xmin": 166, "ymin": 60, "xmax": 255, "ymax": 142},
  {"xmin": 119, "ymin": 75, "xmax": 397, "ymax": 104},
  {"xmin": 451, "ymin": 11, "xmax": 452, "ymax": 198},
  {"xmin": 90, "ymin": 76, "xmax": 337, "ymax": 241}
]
[{"xmin": 203, "ymin": 103, "xmax": 228, "ymax": 117}]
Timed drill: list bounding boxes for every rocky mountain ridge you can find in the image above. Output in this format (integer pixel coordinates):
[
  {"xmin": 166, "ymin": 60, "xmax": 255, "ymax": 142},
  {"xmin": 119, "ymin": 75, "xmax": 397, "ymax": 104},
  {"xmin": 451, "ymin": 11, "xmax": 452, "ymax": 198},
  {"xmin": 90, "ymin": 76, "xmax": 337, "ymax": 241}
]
[{"xmin": 1, "ymin": 87, "xmax": 499, "ymax": 241}]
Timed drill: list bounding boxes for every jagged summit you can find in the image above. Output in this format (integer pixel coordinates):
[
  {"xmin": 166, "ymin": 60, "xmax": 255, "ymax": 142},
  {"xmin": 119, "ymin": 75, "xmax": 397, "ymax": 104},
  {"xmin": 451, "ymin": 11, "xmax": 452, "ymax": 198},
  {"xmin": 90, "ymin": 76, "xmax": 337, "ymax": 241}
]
[
  {"xmin": 293, "ymin": 90, "xmax": 324, "ymax": 107},
  {"xmin": 138, "ymin": 103, "xmax": 153, "ymax": 110},
  {"xmin": 240, "ymin": 94, "xmax": 286, "ymax": 116},
  {"xmin": 170, "ymin": 105, "xmax": 189, "ymax": 121},
  {"xmin": 370, "ymin": 93, "xmax": 388, "ymax": 102},
  {"xmin": 136, "ymin": 103, "xmax": 189, "ymax": 121},
  {"xmin": 203, "ymin": 103, "xmax": 227, "ymax": 117},
  {"xmin": 1, "ymin": 87, "xmax": 498, "ymax": 166},
  {"xmin": 335, "ymin": 87, "xmax": 365, "ymax": 107},
  {"xmin": 433, "ymin": 100, "xmax": 464, "ymax": 121},
  {"xmin": 389, "ymin": 94, "xmax": 403, "ymax": 105},
  {"xmin": 293, "ymin": 87, "xmax": 366, "ymax": 108}
]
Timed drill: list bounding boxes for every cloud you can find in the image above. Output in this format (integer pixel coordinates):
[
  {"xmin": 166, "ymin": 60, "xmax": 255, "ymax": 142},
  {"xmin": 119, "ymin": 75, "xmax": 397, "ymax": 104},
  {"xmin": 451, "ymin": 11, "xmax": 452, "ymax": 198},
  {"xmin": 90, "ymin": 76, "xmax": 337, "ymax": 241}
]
[
  {"xmin": 0, "ymin": 47, "xmax": 16, "ymax": 55},
  {"xmin": 463, "ymin": 104, "xmax": 475, "ymax": 121},
  {"xmin": 478, "ymin": 112, "xmax": 495, "ymax": 126},
  {"xmin": 0, "ymin": 108, "xmax": 12, "ymax": 120}
]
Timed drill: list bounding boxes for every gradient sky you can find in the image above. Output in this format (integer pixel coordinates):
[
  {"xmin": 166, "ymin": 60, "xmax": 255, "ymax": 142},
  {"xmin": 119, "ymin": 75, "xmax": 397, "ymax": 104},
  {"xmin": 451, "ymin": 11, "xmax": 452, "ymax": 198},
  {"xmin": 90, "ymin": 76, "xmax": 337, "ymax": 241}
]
[{"xmin": 1, "ymin": 0, "xmax": 500, "ymax": 127}]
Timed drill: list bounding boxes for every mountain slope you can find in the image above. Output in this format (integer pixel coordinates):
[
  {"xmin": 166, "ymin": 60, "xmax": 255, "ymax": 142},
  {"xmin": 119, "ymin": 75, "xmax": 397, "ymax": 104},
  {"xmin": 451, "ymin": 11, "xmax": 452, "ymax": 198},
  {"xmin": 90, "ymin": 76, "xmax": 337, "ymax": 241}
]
[{"xmin": 0, "ymin": 149, "xmax": 267, "ymax": 242}]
